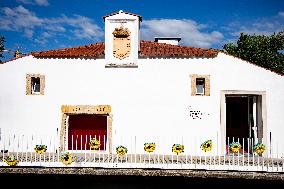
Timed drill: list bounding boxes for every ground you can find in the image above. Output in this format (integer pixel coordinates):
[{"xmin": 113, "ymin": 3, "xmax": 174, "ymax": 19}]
[{"xmin": 0, "ymin": 168, "xmax": 283, "ymax": 188}]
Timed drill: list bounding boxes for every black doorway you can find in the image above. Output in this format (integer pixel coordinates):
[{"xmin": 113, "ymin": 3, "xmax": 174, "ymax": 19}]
[{"xmin": 226, "ymin": 96, "xmax": 249, "ymax": 140}]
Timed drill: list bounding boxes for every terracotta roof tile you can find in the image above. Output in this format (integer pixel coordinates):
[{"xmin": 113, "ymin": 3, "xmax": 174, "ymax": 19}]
[
  {"xmin": 31, "ymin": 41, "xmax": 219, "ymax": 58},
  {"xmin": 32, "ymin": 43, "xmax": 105, "ymax": 58},
  {"xmin": 140, "ymin": 41, "xmax": 218, "ymax": 58}
]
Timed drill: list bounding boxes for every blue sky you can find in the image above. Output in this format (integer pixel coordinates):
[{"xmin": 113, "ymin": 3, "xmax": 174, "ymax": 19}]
[{"xmin": 0, "ymin": 0, "xmax": 284, "ymax": 61}]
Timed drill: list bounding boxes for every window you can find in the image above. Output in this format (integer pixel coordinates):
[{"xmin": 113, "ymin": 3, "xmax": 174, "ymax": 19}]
[
  {"xmin": 190, "ymin": 74, "xmax": 210, "ymax": 96},
  {"xmin": 31, "ymin": 77, "xmax": 41, "ymax": 94},
  {"xmin": 26, "ymin": 74, "xmax": 45, "ymax": 95},
  {"xmin": 196, "ymin": 78, "xmax": 205, "ymax": 95}
]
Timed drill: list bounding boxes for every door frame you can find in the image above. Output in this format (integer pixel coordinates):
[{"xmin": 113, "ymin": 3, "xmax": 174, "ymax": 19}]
[
  {"xmin": 220, "ymin": 90, "xmax": 267, "ymax": 156},
  {"xmin": 59, "ymin": 105, "xmax": 113, "ymax": 153}
]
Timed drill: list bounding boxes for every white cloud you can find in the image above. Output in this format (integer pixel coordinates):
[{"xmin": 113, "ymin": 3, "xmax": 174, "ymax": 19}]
[
  {"xmin": 0, "ymin": 6, "xmax": 43, "ymax": 38},
  {"xmin": 225, "ymin": 13, "xmax": 284, "ymax": 39},
  {"xmin": 34, "ymin": 31, "xmax": 52, "ymax": 45},
  {"xmin": 49, "ymin": 15, "xmax": 104, "ymax": 40},
  {"xmin": 24, "ymin": 29, "xmax": 34, "ymax": 38},
  {"xmin": 226, "ymin": 20, "xmax": 283, "ymax": 38},
  {"xmin": 34, "ymin": 0, "xmax": 49, "ymax": 6},
  {"xmin": 0, "ymin": 6, "xmax": 103, "ymax": 44},
  {"xmin": 17, "ymin": 0, "xmax": 49, "ymax": 6},
  {"xmin": 44, "ymin": 25, "xmax": 66, "ymax": 32},
  {"xmin": 141, "ymin": 19, "xmax": 223, "ymax": 48},
  {"xmin": 279, "ymin": 11, "xmax": 284, "ymax": 17}
]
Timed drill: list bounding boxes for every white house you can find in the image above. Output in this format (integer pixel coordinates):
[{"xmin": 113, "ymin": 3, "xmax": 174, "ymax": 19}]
[{"xmin": 1, "ymin": 10, "xmax": 284, "ymax": 158}]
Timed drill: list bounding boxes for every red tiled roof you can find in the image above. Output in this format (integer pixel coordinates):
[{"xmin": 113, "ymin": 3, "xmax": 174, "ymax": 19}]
[
  {"xmin": 102, "ymin": 11, "xmax": 142, "ymax": 21},
  {"xmin": 32, "ymin": 41, "xmax": 218, "ymax": 58},
  {"xmin": 139, "ymin": 41, "xmax": 218, "ymax": 58},
  {"xmin": 32, "ymin": 43, "xmax": 105, "ymax": 58}
]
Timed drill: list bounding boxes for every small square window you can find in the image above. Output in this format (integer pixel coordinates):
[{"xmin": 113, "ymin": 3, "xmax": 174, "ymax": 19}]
[
  {"xmin": 196, "ymin": 78, "xmax": 205, "ymax": 95},
  {"xmin": 190, "ymin": 74, "xmax": 210, "ymax": 96},
  {"xmin": 26, "ymin": 74, "xmax": 45, "ymax": 95}
]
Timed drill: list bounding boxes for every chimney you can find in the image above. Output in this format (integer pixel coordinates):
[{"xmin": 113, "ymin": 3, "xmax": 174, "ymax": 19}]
[
  {"xmin": 103, "ymin": 10, "xmax": 142, "ymax": 67},
  {"xmin": 154, "ymin": 37, "xmax": 181, "ymax": 45},
  {"xmin": 14, "ymin": 50, "xmax": 22, "ymax": 58}
]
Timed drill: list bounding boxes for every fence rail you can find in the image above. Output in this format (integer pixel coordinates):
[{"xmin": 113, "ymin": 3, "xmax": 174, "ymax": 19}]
[{"xmin": 1, "ymin": 133, "xmax": 283, "ymax": 172}]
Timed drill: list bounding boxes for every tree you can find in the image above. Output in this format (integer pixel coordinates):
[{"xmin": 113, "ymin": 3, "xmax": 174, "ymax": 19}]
[
  {"xmin": 223, "ymin": 32, "xmax": 284, "ymax": 75},
  {"xmin": 0, "ymin": 35, "xmax": 5, "ymax": 63}
]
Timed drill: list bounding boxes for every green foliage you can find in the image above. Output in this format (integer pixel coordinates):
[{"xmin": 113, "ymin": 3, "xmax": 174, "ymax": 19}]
[
  {"xmin": 223, "ymin": 32, "xmax": 284, "ymax": 75},
  {"xmin": 0, "ymin": 35, "xmax": 5, "ymax": 63}
]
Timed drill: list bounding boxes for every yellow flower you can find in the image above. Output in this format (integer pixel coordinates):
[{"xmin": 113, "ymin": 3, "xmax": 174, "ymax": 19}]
[
  {"xmin": 253, "ymin": 143, "xmax": 265, "ymax": 155},
  {"xmin": 144, "ymin": 143, "xmax": 156, "ymax": 153},
  {"xmin": 89, "ymin": 138, "xmax": 101, "ymax": 150},
  {"xmin": 60, "ymin": 152, "xmax": 73, "ymax": 165},
  {"xmin": 172, "ymin": 144, "xmax": 184, "ymax": 155},
  {"xmin": 34, "ymin": 145, "xmax": 47, "ymax": 154},
  {"xmin": 201, "ymin": 140, "xmax": 213, "ymax": 152},
  {"xmin": 116, "ymin": 145, "xmax": 128, "ymax": 156},
  {"xmin": 229, "ymin": 142, "xmax": 242, "ymax": 153},
  {"xmin": 4, "ymin": 155, "xmax": 19, "ymax": 166}
]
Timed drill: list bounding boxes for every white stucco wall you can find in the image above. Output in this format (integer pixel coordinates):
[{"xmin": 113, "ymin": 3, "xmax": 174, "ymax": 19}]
[{"xmin": 0, "ymin": 53, "xmax": 284, "ymax": 155}]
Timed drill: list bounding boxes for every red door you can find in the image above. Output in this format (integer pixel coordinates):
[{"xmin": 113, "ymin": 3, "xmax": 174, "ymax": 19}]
[{"xmin": 68, "ymin": 114, "xmax": 107, "ymax": 150}]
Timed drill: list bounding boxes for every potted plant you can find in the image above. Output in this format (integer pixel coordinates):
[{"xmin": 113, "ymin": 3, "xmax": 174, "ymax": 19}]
[
  {"xmin": 229, "ymin": 142, "xmax": 242, "ymax": 153},
  {"xmin": 34, "ymin": 144, "xmax": 47, "ymax": 154},
  {"xmin": 172, "ymin": 144, "xmax": 184, "ymax": 155},
  {"xmin": 4, "ymin": 155, "xmax": 19, "ymax": 166},
  {"xmin": 144, "ymin": 143, "xmax": 156, "ymax": 153},
  {"xmin": 253, "ymin": 143, "xmax": 265, "ymax": 155},
  {"xmin": 201, "ymin": 140, "xmax": 213, "ymax": 152},
  {"xmin": 60, "ymin": 152, "xmax": 73, "ymax": 165},
  {"xmin": 116, "ymin": 145, "xmax": 128, "ymax": 156},
  {"xmin": 89, "ymin": 138, "xmax": 101, "ymax": 150}
]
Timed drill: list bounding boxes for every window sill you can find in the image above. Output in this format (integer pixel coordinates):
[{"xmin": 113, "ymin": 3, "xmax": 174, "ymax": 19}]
[{"xmin": 105, "ymin": 63, "xmax": 138, "ymax": 68}]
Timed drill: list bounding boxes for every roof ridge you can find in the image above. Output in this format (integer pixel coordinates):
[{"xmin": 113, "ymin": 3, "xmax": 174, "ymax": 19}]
[
  {"xmin": 0, "ymin": 53, "xmax": 31, "ymax": 64},
  {"xmin": 140, "ymin": 40, "xmax": 218, "ymax": 51},
  {"xmin": 32, "ymin": 42, "xmax": 103, "ymax": 53},
  {"xmin": 31, "ymin": 42, "xmax": 105, "ymax": 57},
  {"xmin": 31, "ymin": 41, "xmax": 218, "ymax": 58},
  {"xmin": 219, "ymin": 51, "xmax": 284, "ymax": 77}
]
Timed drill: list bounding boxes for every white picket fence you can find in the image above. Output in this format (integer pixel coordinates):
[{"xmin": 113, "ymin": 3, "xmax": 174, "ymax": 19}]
[{"xmin": 0, "ymin": 133, "xmax": 283, "ymax": 172}]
